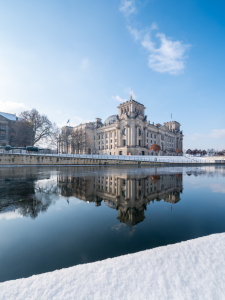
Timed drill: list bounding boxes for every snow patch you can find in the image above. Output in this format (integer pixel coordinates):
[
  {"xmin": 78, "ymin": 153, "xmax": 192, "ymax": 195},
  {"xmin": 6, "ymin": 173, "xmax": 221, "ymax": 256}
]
[{"xmin": 0, "ymin": 233, "xmax": 225, "ymax": 299}]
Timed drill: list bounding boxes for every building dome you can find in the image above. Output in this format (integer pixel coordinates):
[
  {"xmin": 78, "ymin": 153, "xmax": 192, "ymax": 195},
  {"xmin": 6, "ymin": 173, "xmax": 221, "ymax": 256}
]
[
  {"xmin": 104, "ymin": 115, "xmax": 117, "ymax": 126},
  {"xmin": 104, "ymin": 200, "xmax": 116, "ymax": 209}
]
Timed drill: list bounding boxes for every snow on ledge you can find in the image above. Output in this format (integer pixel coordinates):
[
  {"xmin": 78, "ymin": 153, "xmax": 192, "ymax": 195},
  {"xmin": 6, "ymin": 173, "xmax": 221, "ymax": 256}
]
[{"xmin": 1, "ymin": 233, "xmax": 225, "ymax": 300}]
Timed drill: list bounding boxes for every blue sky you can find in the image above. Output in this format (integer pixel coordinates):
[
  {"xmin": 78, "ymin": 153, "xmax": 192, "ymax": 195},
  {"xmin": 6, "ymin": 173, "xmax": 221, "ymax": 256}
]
[{"xmin": 0, "ymin": 0, "xmax": 224, "ymax": 150}]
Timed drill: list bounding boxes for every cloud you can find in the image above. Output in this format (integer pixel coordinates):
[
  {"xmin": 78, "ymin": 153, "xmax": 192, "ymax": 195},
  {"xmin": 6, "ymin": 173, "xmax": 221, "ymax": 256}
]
[
  {"xmin": 0, "ymin": 100, "xmax": 29, "ymax": 114},
  {"xmin": 112, "ymin": 95, "xmax": 127, "ymax": 103},
  {"xmin": 210, "ymin": 184, "xmax": 225, "ymax": 194},
  {"xmin": 209, "ymin": 129, "xmax": 225, "ymax": 138},
  {"xmin": 124, "ymin": 87, "xmax": 137, "ymax": 99},
  {"xmin": 0, "ymin": 210, "xmax": 23, "ymax": 221},
  {"xmin": 119, "ymin": 0, "xmax": 136, "ymax": 17},
  {"xmin": 128, "ymin": 24, "xmax": 190, "ymax": 75},
  {"xmin": 81, "ymin": 58, "xmax": 89, "ymax": 70},
  {"xmin": 57, "ymin": 116, "xmax": 92, "ymax": 128},
  {"xmin": 189, "ymin": 129, "xmax": 225, "ymax": 140}
]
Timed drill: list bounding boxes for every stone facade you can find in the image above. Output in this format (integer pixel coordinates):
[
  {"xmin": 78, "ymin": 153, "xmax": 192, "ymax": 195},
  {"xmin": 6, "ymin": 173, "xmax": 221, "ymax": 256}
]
[{"xmin": 59, "ymin": 97, "xmax": 183, "ymax": 156}]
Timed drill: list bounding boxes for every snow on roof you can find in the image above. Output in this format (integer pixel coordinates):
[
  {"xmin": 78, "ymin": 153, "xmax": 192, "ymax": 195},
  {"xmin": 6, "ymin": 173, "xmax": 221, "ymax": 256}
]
[{"xmin": 0, "ymin": 112, "xmax": 21, "ymax": 121}]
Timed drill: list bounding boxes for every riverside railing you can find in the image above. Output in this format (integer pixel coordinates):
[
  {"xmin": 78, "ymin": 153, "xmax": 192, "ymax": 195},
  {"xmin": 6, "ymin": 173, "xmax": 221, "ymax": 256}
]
[{"xmin": 0, "ymin": 150, "xmax": 224, "ymax": 164}]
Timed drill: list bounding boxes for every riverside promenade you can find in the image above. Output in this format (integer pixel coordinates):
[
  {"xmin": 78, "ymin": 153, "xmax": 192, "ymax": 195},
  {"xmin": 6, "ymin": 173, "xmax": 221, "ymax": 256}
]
[{"xmin": 0, "ymin": 153, "xmax": 224, "ymax": 166}]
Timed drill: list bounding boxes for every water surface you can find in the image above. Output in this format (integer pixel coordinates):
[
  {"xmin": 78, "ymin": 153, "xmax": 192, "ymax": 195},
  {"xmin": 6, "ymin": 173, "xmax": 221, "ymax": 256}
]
[{"xmin": 0, "ymin": 165, "xmax": 225, "ymax": 282}]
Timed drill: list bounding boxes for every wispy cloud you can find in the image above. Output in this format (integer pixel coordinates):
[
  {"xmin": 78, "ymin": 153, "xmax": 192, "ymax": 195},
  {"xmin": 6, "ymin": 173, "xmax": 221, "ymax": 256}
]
[
  {"xmin": 112, "ymin": 95, "xmax": 127, "ymax": 103},
  {"xmin": 0, "ymin": 100, "xmax": 29, "ymax": 114},
  {"xmin": 119, "ymin": 0, "xmax": 136, "ymax": 17},
  {"xmin": 210, "ymin": 184, "xmax": 225, "ymax": 194},
  {"xmin": 128, "ymin": 24, "xmax": 190, "ymax": 75},
  {"xmin": 57, "ymin": 116, "xmax": 91, "ymax": 128},
  {"xmin": 124, "ymin": 87, "xmax": 137, "ymax": 99},
  {"xmin": 209, "ymin": 129, "xmax": 225, "ymax": 138},
  {"xmin": 0, "ymin": 210, "xmax": 23, "ymax": 220},
  {"xmin": 188, "ymin": 129, "xmax": 225, "ymax": 142},
  {"xmin": 81, "ymin": 58, "xmax": 89, "ymax": 70}
]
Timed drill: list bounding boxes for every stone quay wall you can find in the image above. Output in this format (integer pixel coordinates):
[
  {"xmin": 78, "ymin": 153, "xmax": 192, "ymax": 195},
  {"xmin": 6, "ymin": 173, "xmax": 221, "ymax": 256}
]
[
  {"xmin": 0, "ymin": 153, "xmax": 223, "ymax": 166},
  {"xmin": 0, "ymin": 154, "xmax": 162, "ymax": 166}
]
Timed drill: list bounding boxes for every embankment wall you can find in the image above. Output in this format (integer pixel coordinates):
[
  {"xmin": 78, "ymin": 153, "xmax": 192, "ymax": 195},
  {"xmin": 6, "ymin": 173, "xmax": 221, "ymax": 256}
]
[{"xmin": 0, "ymin": 154, "xmax": 160, "ymax": 166}]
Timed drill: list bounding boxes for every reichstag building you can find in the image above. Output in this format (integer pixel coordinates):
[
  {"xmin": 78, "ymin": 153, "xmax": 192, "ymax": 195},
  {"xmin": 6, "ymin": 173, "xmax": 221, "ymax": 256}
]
[{"xmin": 59, "ymin": 96, "xmax": 183, "ymax": 156}]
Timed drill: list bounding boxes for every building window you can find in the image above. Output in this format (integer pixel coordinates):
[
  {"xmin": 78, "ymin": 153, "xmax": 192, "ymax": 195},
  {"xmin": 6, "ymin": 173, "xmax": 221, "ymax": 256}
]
[
  {"xmin": 0, "ymin": 125, "xmax": 5, "ymax": 130},
  {"xmin": 99, "ymin": 146, "xmax": 100, "ymax": 150},
  {"xmin": 154, "ymin": 140, "xmax": 156, "ymax": 144},
  {"xmin": 123, "ymin": 139, "xmax": 126, "ymax": 146},
  {"xmin": 139, "ymin": 140, "xmax": 141, "ymax": 146},
  {"xmin": 106, "ymin": 134, "xmax": 108, "ymax": 138},
  {"xmin": 94, "ymin": 136, "xmax": 95, "ymax": 140},
  {"xmin": 151, "ymin": 140, "xmax": 152, "ymax": 143},
  {"xmin": 102, "ymin": 146, "xmax": 104, "ymax": 150},
  {"xmin": 110, "ymin": 139, "xmax": 112, "ymax": 143},
  {"xmin": 151, "ymin": 133, "xmax": 152, "ymax": 138},
  {"xmin": 123, "ymin": 128, "xmax": 126, "ymax": 135},
  {"xmin": 110, "ymin": 133, "xmax": 112, "ymax": 137},
  {"xmin": 102, "ymin": 135, "xmax": 104, "ymax": 139},
  {"xmin": 147, "ymin": 132, "xmax": 148, "ymax": 137},
  {"xmin": 147, "ymin": 139, "xmax": 148, "ymax": 143},
  {"xmin": 154, "ymin": 134, "xmax": 156, "ymax": 139},
  {"xmin": 0, "ymin": 134, "xmax": 5, "ymax": 140},
  {"xmin": 110, "ymin": 145, "xmax": 112, "ymax": 149}
]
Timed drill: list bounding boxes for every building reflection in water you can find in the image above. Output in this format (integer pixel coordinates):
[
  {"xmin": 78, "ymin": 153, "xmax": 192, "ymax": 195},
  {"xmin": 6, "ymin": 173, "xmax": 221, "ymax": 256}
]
[
  {"xmin": 58, "ymin": 172, "xmax": 183, "ymax": 226},
  {"xmin": 1, "ymin": 165, "xmax": 224, "ymax": 223}
]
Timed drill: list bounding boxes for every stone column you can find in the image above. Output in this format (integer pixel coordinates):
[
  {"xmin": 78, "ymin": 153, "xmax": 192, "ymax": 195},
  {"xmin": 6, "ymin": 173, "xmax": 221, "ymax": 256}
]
[{"xmin": 137, "ymin": 126, "xmax": 139, "ymax": 146}]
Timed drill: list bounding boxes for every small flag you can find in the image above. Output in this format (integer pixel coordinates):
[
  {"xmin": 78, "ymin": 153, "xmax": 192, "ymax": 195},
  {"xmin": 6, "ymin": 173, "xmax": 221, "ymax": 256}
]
[
  {"xmin": 171, "ymin": 114, "xmax": 172, "ymax": 120},
  {"xmin": 67, "ymin": 119, "xmax": 70, "ymax": 124}
]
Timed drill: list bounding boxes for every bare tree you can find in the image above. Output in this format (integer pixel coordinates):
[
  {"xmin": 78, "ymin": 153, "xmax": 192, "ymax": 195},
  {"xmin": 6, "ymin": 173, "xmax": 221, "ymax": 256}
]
[
  {"xmin": 71, "ymin": 129, "xmax": 86, "ymax": 154},
  {"xmin": 47, "ymin": 124, "xmax": 61, "ymax": 152},
  {"xmin": 20, "ymin": 109, "xmax": 55, "ymax": 146}
]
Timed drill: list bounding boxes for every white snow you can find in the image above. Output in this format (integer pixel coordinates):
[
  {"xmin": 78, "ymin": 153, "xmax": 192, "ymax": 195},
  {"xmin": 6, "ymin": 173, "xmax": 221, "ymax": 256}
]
[{"xmin": 1, "ymin": 233, "xmax": 225, "ymax": 300}]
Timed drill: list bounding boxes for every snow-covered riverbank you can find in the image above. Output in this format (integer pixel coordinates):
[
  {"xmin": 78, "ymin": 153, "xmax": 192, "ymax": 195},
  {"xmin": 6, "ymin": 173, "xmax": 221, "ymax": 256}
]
[{"xmin": 1, "ymin": 233, "xmax": 225, "ymax": 300}]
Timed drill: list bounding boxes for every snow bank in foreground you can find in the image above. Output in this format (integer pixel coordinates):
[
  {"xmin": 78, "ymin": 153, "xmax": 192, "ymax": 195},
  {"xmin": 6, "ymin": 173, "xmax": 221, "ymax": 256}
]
[{"xmin": 1, "ymin": 233, "xmax": 225, "ymax": 300}]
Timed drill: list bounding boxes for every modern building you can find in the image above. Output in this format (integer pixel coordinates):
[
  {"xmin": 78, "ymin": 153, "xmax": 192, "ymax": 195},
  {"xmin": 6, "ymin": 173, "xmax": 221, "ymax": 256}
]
[{"xmin": 59, "ymin": 96, "xmax": 183, "ymax": 156}]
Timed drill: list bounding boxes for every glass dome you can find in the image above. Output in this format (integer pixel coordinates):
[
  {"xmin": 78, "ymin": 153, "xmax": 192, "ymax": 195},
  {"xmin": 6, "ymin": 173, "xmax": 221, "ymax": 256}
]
[{"xmin": 104, "ymin": 115, "xmax": 117, "ymax": 126}]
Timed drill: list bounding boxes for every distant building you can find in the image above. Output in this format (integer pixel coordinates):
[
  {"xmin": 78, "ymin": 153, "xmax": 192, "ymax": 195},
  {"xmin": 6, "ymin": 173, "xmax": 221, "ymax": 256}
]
[
  {"xmin": 0, "ymin": 112, "xmax": 31, "ymax": 147},
  {"xmin": 59, "ymin": 96, "xmax": 183, "ymax": 156}
]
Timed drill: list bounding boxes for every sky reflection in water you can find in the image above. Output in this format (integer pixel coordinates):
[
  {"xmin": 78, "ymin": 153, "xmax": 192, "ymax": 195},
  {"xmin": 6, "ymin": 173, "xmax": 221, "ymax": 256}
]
[{"xmin": 0, "ymin": 165, "xmax": 225, "ymax": 282}]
